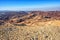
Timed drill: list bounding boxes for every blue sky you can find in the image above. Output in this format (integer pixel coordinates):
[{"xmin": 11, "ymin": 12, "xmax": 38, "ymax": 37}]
[{"xmin": 0, "ymin": 0, "xmax": 60, "ymax": 11}]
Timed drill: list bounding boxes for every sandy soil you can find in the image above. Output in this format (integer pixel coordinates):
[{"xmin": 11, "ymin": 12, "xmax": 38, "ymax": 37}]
[{"xmin": 0, "ymin": 20, "xmax": 60, "ymax": 40}]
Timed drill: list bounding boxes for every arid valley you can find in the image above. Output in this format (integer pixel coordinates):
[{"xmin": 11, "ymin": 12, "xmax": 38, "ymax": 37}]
[{"xmin": 0, "ymin": 11, "xmax": 60, "ymax": 40}]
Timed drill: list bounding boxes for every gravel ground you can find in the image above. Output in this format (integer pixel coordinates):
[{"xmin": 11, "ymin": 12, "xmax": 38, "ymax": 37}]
[{"xmin": 0, "ymin": 20, "xmax": 60, "ymax": 40}]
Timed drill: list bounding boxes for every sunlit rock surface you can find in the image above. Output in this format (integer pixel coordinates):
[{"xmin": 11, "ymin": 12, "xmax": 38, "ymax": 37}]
[{"xmin": 0, "ymin": 11, "xmax": 60, "ymax": 40}]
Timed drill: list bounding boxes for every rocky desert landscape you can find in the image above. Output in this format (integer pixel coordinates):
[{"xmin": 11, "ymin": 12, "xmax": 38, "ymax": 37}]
[{"xmin": 0, "ymin": 11, "xmax": 60, "ymax": 40}]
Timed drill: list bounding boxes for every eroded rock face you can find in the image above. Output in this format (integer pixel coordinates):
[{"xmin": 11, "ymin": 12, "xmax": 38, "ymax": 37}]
[
  {"xmin": 1, "ymin": 11, "xmax": 60, "ymax": 23},
  {"xmin": 0, "ymin": 11, "xmax": 60, "ymax": 40}
]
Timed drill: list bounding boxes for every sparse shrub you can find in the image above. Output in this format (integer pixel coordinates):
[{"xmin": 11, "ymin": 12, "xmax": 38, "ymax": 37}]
[
  {"xmin": 45, "ymin": 35, "xmax": 48, "ymax": 38},
  {"xmin": 44, "ymin": 16, "xmax": 51, "ymax": 18},
  {"xmin": 19, "ymin": 23, "xmax": 27, "ymax": 26},
  {"xmin": 14, "ymin": 23, "xmax": 27, "ymax": 26},
  {"xmin": 0, "ymin": 21, "xmax": 4, "ymax": 25},
  {"xmin": 17, "ymin": 19, "xmax": 25, "ymax": 23}
]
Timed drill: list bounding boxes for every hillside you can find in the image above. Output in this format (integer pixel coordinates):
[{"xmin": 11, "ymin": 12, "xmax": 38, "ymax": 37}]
[{"xmin": 0, "ymin": 11, "xmax": 60, "ymax": 40}]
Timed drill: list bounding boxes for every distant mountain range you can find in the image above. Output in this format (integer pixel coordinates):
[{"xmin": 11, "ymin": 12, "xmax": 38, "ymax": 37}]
[
  {"xmin": 0, "ymin": 11, "xmax": 28, "ymax": 21},
  {"xmin": 0, "ymin": 11, "xmax": 60, "ymax": 24}
]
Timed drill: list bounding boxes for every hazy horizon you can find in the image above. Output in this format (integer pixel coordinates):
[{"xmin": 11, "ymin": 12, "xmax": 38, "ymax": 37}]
[{"xmin": 0, "ymin": 0, "xmax": 60, "ymax": 11}]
